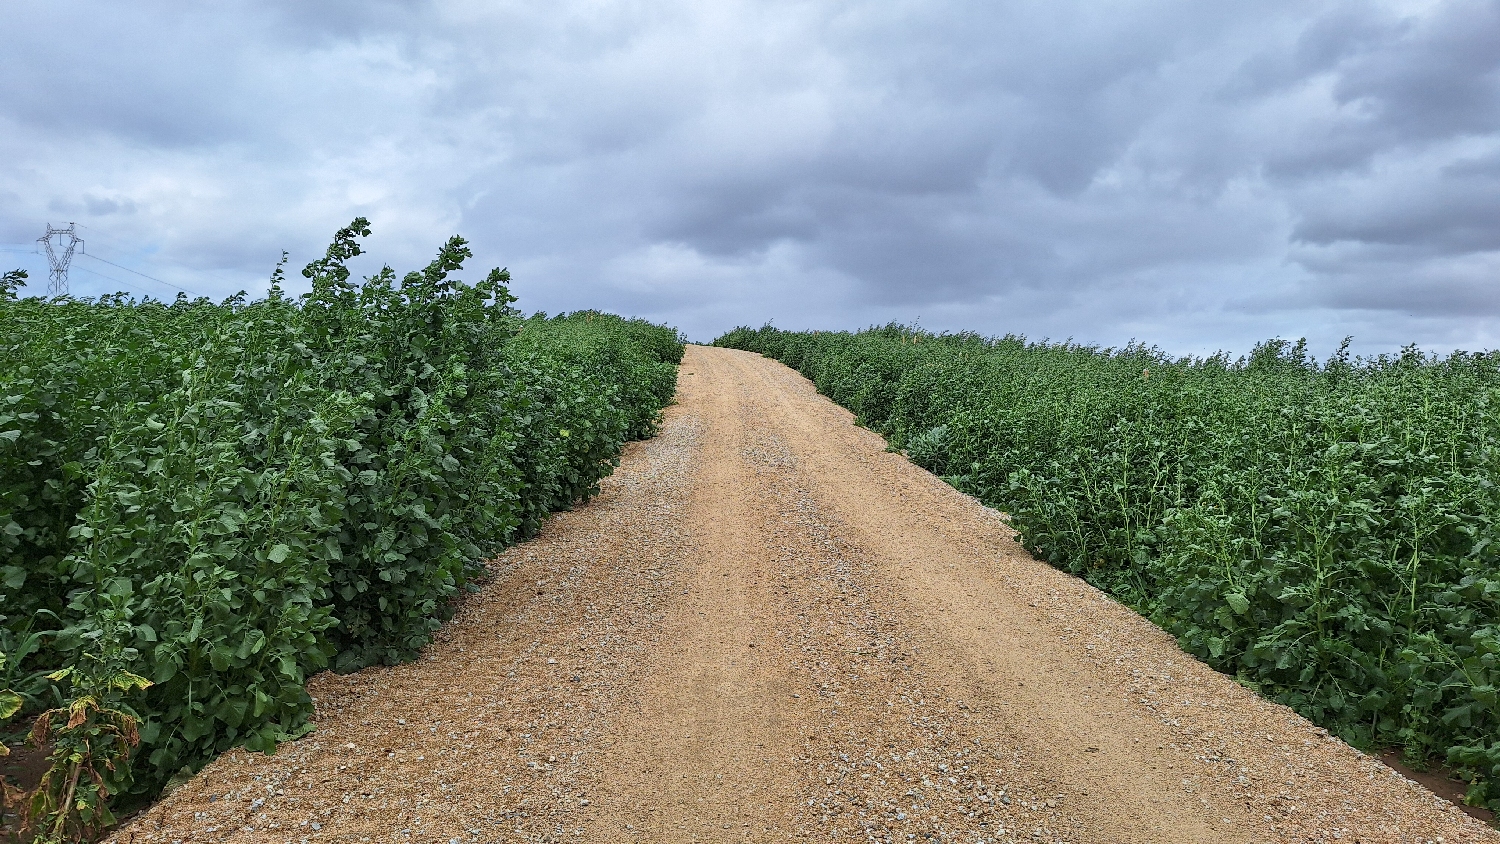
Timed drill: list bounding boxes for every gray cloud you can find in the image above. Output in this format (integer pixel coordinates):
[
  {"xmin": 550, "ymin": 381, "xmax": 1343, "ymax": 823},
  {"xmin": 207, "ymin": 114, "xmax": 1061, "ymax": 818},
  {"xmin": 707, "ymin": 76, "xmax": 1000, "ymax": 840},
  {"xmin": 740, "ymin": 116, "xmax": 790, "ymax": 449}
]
[{"xmin": 2, "ymin": 0, "xmax": 1498, "ymax": 355}]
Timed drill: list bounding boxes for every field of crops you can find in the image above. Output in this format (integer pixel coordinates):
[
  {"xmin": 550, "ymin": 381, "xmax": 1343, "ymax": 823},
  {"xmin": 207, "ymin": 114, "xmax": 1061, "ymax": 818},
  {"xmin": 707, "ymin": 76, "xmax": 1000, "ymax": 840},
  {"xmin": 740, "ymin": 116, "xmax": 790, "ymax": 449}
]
[
  {"xmin": 0, "ymin": 220, "xmax": 682, "ymax": 839},
  {"xmin": 715, "ymin": 324, "xmax": 1500, "ymax": 812}
]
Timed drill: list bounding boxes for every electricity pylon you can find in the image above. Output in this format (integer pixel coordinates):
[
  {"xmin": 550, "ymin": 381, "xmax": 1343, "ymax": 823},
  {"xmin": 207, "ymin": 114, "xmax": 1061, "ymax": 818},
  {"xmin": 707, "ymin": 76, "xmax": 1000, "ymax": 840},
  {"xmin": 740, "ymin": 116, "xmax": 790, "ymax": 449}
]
[{"xmin": 37, "ymin": 223, "xmax": 83, "ymax": 296}]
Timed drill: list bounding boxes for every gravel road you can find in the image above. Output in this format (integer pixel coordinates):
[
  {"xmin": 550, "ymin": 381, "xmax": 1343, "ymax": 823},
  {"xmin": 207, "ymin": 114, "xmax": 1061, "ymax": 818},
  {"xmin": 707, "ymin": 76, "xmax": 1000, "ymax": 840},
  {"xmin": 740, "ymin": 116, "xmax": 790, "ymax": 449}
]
[{"xmin": 114, "ymin": 346, "xmax": 1497, "ymax": 844}]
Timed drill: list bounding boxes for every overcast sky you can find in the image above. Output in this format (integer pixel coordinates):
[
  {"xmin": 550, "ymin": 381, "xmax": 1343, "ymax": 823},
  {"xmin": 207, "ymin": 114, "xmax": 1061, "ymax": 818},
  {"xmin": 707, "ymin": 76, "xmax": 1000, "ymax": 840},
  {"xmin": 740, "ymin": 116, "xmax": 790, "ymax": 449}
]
[{"xmin": 3, "ymin": 1, "xmax": 1498, "ymax": 354}]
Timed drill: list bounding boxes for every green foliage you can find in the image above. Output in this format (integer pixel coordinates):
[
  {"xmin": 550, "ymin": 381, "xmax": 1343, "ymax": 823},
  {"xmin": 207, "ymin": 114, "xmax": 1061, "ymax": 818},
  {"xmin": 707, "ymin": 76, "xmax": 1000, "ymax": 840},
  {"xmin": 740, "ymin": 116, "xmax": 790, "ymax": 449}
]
[
  {"xmin": 715, "ymin": 324, "xmax": 1500, "ymax": 811},
  {"xmin": 1, "ymin": 270, "xmax": 26, "ymax": 302},
  {"xmin": 0, "ymin": 222, "xmax": 681, "ymax": 834},
  {"xmin": 16, "ymin": 609, "xmax": 150, "ymax": 843}
]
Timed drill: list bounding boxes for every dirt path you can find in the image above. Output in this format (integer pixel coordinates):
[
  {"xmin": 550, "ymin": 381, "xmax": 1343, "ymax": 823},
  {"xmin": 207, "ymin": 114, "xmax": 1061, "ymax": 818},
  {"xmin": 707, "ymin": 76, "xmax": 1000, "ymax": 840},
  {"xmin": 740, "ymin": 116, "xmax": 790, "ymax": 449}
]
[{"xmin": 115, "ymin": 346, "xmax": 1495, "ymax": 844}]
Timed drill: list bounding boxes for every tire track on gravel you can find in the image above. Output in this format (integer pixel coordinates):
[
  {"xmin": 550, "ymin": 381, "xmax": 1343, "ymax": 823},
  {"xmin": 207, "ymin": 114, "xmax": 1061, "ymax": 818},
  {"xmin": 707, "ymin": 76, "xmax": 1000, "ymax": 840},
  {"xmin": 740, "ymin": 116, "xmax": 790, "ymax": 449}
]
[{"xmin": 589, "ymin": 342, "xmax": 806, "ymax": 841}]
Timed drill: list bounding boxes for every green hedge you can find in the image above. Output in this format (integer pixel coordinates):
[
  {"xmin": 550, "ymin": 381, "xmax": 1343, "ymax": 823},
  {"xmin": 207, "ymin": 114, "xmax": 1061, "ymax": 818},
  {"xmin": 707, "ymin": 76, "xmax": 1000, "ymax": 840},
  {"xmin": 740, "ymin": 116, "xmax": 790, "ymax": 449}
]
[
  {"xmin": 715, "ymin": 324, "xmax": 1500, "ymax": 811},
  {"xmin": 0, "ymin": 220, "xmax": 681, "ymax": 805}
]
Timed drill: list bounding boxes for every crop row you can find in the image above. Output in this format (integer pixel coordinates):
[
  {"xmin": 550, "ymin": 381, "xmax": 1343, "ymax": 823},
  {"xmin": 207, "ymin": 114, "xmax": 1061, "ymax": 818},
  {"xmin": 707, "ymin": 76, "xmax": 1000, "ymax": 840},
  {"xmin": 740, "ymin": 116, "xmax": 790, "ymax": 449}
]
[
  {"xmin": 715, "ymin": 324, "xmax": 1500, "ymax": 811},
  {"xmin": 0, "ymin": 220, "xmax": 682, "ymax": 839}
]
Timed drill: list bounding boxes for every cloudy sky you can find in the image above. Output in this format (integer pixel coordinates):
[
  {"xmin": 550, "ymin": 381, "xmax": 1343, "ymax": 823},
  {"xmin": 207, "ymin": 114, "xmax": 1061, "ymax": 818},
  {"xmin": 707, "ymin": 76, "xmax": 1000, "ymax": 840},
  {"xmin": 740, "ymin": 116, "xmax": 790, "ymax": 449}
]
[{"xmin": 3, "ymin": 1, "xmax": 1498, "ymax": 354}]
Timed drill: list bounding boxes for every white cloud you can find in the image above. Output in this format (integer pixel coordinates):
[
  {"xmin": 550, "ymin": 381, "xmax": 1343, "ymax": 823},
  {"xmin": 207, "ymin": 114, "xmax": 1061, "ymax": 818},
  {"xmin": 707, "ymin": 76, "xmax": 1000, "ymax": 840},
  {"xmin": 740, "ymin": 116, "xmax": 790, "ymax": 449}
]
[{"xmin": 2, "ymin": 0, "xmax": 1497, "ymax": 353}]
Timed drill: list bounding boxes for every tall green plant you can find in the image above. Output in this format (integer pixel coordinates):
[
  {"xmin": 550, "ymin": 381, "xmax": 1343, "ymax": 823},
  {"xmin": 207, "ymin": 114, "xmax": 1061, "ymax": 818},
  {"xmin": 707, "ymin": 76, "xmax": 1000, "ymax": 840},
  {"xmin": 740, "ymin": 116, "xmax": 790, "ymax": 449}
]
[
  {"xmin": 15, "ymin": 605, "xmax": 150, "ymax": 843},
  {"xmin": 716, "ymin": 324, "xmax": 1500, "ymax": 810},
  {"xmin": 0, "ymin": 223, "xmax": 682, "ymax": 835}
]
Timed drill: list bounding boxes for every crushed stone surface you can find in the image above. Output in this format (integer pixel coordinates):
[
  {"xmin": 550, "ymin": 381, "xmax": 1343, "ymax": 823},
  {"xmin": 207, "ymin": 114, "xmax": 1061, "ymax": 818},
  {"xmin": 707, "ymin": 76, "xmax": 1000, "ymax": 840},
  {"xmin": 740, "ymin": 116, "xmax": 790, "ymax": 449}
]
[{"xmin": 111, "ymin": 346, "xmax": 1498, "ymax": 844}]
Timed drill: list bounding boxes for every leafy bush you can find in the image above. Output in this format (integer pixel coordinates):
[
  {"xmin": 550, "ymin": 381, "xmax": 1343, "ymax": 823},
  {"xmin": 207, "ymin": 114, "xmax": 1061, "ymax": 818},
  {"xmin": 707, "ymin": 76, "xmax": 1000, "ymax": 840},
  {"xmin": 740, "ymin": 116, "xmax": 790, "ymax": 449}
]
[
  {"xmin": 0, "ymin": 222, "xmax": 681, "ymax": 821},
  {"xmin": 715, "ymin": 324, "xmax": 1500, "ymax": 811}
]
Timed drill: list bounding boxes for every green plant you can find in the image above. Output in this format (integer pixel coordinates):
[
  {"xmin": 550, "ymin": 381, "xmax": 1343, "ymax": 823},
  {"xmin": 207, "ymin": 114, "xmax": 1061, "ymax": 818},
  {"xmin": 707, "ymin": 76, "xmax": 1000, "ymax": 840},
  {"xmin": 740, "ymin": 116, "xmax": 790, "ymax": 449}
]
[
  {"xmin": 716, "ymin": 323, "xmax": 1500, "ymax": 810},
  {"xmin": 1, "ymin": 646, "xmax": 21, "ymax": 840},
  {"xmin": 16, "ymin": 605, "xmax": 150, "ymax": 843},
  {"xmin": 0, "ymin": 224, "xmax": 682, "ymax": 836},
  {"xmin": 0, "ymin": 270, "xmax": 25, "ymax": 301},
  {"xmin": 1, "ymin": 651, "xmax": 23, "ymax": 730},
  {"xmin": 0, "ymin": 614, "xmax": 58, "ymax": 713}
]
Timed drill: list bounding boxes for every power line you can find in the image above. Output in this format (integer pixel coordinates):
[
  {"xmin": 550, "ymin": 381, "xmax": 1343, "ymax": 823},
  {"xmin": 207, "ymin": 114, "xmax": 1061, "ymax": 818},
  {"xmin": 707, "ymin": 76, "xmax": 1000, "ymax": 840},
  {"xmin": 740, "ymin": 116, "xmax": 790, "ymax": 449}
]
[
  {"xmin": 71, "ymin": 263, "xmax": 147, "ymax": 292},
  {"xmin": 79, "ymin": 252, "xmax": 199, "ymax": 297},
  {"xmin": 72, "ymin": 222, "xmax": 243, "ymax": 294},
  {"xmin": 70, "ymin": 222, "xmax": 138, "ymax": 254},
  {"xmin": 71, "ymin": 264, "xmax": 200, "ymax": 300},
  {"xmin": 15, "ymin": 224, "xmax": 268, "ymax": 300},
  {"xmin": 1, "ymin": 245, "xmax": 195, "ymax": 299}
]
